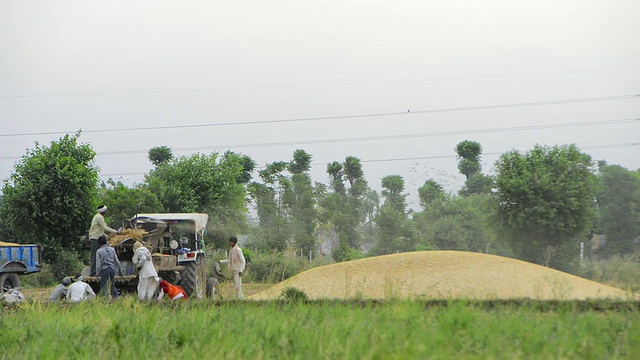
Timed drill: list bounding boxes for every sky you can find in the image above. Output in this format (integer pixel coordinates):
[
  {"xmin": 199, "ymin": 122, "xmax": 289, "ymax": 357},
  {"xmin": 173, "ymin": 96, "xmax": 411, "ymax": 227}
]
[{"xmin": 1, "ymin": 0, "xmax": 639, "ymax": 210}]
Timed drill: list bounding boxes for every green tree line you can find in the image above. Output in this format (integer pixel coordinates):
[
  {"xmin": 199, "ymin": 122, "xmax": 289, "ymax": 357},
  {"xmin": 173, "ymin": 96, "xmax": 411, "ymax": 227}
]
[{"xmin": 1, "ymin": 135, "xmax": 639, "ymax": 279}]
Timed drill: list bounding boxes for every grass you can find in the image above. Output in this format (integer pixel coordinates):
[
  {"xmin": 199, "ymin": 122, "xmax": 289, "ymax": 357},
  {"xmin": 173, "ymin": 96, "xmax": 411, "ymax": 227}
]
[
  {"xmin": 6, "ymin": 253, "xmax": 639, "ymax": 359},
  {"xmin": 2, "ymin": 296, "xmax": 639, "ymax": 359}
]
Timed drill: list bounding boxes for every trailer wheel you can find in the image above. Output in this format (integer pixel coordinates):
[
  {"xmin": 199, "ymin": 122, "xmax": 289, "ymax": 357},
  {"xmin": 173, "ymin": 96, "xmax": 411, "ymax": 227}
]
[
  {"xmin": 180, "ymin": 257, "xmax": 205, "ymax": 299},
  {"xmin": 0, "ymin": 273, "xmax": 20, "ymax": 292}
]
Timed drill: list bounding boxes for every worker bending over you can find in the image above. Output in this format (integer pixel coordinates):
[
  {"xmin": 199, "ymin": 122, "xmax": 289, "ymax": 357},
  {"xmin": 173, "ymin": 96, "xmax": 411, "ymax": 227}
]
[{"xmin": 158, "ymin": 280, "xmax": 188, "ymax": 301}]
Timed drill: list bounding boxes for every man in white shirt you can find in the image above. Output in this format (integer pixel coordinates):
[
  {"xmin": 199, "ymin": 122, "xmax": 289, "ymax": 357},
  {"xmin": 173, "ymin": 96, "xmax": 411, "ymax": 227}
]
[
  {"xmin": 66, "ymin": 276, "xmax": 96, "ymax": 303},
  {"xmin": 227, "ymin": 236, "xmax": 246, "ymax": 299}
]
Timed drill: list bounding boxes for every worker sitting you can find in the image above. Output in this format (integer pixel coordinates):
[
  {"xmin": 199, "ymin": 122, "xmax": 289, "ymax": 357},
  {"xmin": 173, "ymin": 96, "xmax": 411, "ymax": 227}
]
[
  {"xmin": 66, "ymin": 276, "xmax": 96, "ymax": 303},
  {"xmin": 49, "ymin": 276, "xmax": 72, "ymax": 302}
]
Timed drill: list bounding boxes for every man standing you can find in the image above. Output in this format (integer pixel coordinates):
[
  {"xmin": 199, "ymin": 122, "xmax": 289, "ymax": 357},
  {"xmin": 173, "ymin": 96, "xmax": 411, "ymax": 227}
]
[
  {"xmin": 66, "ymin": 276, "xmax": 96, "ymax": 303},
  {"xmin": 132, "ymin": 241, "xmax": 159, "ymax": 301},
  {"xmin": 227, "ymin": 236, "xmax": 246, "ymax": 299},
  {"xmin": 88, "ymin": 205, "xmax": 118, "ymax": 276},
  {"xmin": 95, "ymin": 236, "xmax": 121, "ymax": 299}
]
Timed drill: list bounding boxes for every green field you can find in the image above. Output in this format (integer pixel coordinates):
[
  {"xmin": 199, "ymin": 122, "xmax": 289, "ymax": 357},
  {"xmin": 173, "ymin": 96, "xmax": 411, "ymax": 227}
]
[{"xmin": 1, "ymin": 297, "xmax": 639, "ymax": 359}]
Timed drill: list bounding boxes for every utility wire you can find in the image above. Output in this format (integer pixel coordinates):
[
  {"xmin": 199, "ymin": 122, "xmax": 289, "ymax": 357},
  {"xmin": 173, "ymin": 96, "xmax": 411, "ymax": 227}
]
[
  {"xmin": 0, "ymin": 117, "xmax": 637, "ymax": 160},
  {"xmin": 1, "ymin": 94, "xmax": 638, "ymax": 138},
  {"xmin": 98, "ymin": 142, "xmax": 639, "ymax": 177},
  {"xmin": 1, "ymin": 66, "xmax": 637, "ymax": 99},
  {"xmin": 81, "ymin": 117, "xmax": 640, "ymax": 154}
]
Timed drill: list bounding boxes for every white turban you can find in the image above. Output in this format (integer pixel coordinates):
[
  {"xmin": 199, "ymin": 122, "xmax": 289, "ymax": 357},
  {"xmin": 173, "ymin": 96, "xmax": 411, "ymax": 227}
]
[{"xmin": 97, "ymin": 205, "xmax": 108, "ymax": 213}]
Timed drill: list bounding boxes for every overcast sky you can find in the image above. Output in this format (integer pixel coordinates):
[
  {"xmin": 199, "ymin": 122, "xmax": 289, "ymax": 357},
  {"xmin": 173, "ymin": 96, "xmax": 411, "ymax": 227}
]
[{"xmin": 1, "ymin": 0, "xmax": 639, "ymax": 210}]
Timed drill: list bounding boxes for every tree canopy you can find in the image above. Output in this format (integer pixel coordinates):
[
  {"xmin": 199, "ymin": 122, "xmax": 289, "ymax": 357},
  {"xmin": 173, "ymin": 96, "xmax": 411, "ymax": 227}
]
[
  {"xmin": 0, "ymin": 133, "xmax": 99, "ymax": 277},
  {"xmin": 455, "ymin": 140, "xmax": 483, "ymax": 179},
  {"xmin": 596, "ymin": 164, "xmax": 640, "ymax": 256},
  {"xmin": 494, "ymin": 144, "xmax": 596, "ymax": 267},
  {"xmin": 144, "ymin": 151, "xmax": 252, "ymax": 246},
  {"xmin": 148, "ymin": 146, "xmax": 174, "ymax": 167},
  {"xmin": 98, "ymin": 179, "xmax": 163, "ymax": 224}
]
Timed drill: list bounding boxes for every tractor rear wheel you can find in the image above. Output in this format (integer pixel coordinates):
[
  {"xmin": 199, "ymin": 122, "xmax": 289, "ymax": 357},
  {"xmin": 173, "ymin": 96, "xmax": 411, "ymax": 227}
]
[
  {"xmin": 0, "ymin": 273, "xmax": 20, "ymax": 292},
  {"xmin": 180, "ymin": 257, "xmax": 206, "ymax": 299}
]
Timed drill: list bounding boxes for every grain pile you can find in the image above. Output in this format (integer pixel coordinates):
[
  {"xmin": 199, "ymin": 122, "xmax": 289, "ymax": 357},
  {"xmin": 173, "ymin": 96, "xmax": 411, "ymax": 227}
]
[
  {"xmin": 0, "ymin": 241, "xmax": 20, "ymax": 246},
  {"xmin": 249, "ymin": 251, "xmax": 633, "ymax": 301},
  {"xmin": 107, "ymin": 228, "xmax": 148, "ymax": 246}
]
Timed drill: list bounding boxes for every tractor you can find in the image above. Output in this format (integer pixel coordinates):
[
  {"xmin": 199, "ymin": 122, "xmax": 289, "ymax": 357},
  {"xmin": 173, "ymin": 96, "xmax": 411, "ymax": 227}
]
[{"xmin": 83, "ymin": 213, "xmax": 218, "ymax": 299}]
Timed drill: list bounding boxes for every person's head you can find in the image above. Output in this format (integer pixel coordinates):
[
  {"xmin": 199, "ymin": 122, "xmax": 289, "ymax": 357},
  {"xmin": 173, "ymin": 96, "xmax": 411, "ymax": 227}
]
[
  {"xmin": 98, "ymin": 235, "xmax": 107, "ymax": 246},
  {"xmin": 74, "ymin": 275, "xmax": 84, "ymax": 282},
  {"xmin": 133, "ymin": 241, "xmax": 143, "ymax": 251},
  {"xmin": 228, "ymin": 236, "xmax": 238, "ymax": 247},
  {"xmin": 62, "ymin": 277, "xmax": 72, "ymax": 286},
  {"xmin": 97, "ymin": 205, "xmax": 107, "ymax": 215}
]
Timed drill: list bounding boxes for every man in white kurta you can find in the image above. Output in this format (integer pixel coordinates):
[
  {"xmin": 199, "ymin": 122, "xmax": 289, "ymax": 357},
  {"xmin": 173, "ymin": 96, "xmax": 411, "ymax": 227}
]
[
  {"xmin": 227, "ymin": 236, "xmax": 246, "ymax": 299},
  {"xmin": 132, "ymin": 241, "xmax": 159, "ymax": 301}
]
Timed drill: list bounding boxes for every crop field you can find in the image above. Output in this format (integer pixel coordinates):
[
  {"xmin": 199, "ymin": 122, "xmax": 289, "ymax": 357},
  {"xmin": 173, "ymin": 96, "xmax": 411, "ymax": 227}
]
[
  {"xmin": 2, "ymin": 251, "xmax": 639, "ymax": 359},
  {"xmin": 1, "ymin": 297, "xmax": 640, "ymax": 359}
]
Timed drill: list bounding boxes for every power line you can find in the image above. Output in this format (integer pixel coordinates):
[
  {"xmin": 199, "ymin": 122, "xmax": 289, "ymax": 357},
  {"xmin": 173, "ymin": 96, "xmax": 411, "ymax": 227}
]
[
  {"xmin": 1, "ymin": 94, "xmax": 638, "ymax": 138},
  {"xmin": 98, "ymin": 142, "xmax": 639, "ymax": 178},
  {"xmin": 355, "ymin": 143, "xmax": 640, "ymax": 165},
  {"xmin": 1, "ymin": 66, "xmax": 637, "ymax": 99},
  {"xmin": 0, "ymin": 117, "xmax": 637, "ymax": 160},
  {"xmin": 81, "ymin": 117, "xmax": 640, "ymax": 154}
]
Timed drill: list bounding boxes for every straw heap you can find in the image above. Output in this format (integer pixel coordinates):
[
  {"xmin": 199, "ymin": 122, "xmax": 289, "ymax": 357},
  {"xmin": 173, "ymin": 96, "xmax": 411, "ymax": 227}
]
[
  {"xmin": 249, "ymin": 251, "xmax": 633, "ymax": 301},
  {"xmin": 0, "ymin": 241, "xmax": 21, "ymax": 246},
  {"xmin": 108, "ymin": 228, "xmax": 149, "ymax": 246}
]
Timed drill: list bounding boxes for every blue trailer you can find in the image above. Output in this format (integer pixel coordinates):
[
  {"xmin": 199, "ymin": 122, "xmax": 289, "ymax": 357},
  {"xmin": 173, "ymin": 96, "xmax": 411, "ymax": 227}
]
[{"xmin": 0, "ymin": 242, "xmax": 42, "ymax": 292}]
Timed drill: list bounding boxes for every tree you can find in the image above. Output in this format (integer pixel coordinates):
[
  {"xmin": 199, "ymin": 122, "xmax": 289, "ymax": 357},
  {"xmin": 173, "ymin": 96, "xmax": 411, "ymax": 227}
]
[
  {"xmin": 289, "ymin": 149, "xmax": 312, "ymax": 175},
  {"xmin": 413, "ymin": 193, "xmax": 502, "ymax": 254},
  {"xmin": 380, "ymin": 175, "xmax": 408, "ymax": 214},
  {"xmin": 455, "ymin": 140, "xmax": 483, "ymax": 179},
  {"xmin": 0, "ymin": 133, "xmax": 99, "ymax": 277},
  {"xmin": 144, "ymin": 151, "xmax": 252, "ymax": 248},
  {"xmin": 98, "ymin": 179, "xmax": 163, "ymax": 223},
  {"xmin": 455, "ymin": 140, "xmax": 493, "ymax": 196},
  {"xmin": 359, "ymin": 188, "xmax": 380, "ymax": 251},
  {"xmin": 321, "ymin": 156, "xmax": 369, "ymax": 261},
  {"xmin": 148, "ymin": 146, "xmax": 174, "ymax": 167},
  {"xmin": 236, "ymin": 153, "xmax": 257, "ymax": 184},
  {"xmin": 459, "ymin": 173, "xmax": 494, "ymax": 197},
  {"xmin": 286, "ymin": 150, "xmax": 317, "ymax": 254},
  {"xmin": 249, "ymin": 161, "xmax": 290, "ymax": 251},
  {"xmin": 418, "ymin": 179, "xmax": 445, "ymax": 208},
  {"xmin": 596, "ymin": 164, "xmax": 640, "ymax": 255},
  {"xmin": 494, "ymin": 144, "xmax": 596, "ymax": 268},
  {"xmin": 371, "ymin": 175, "xmax": 415, "ymax": 255},
  {"xmin": 248, "ymin": 150, "xmax": 317, "ymax": 254}
]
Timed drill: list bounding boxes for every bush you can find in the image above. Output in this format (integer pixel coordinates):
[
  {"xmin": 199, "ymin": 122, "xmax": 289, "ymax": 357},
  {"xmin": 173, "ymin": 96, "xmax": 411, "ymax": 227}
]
[
  {"xmin": 587, "ymin": 253, "xmax": 640, "ymax": 292},
  {"xmin": 48, "ymin": 250, "xmax": 86, "ymax": 281},
  {"xmin": 280, "ymin": 287, "xmax": 309, "ymax": 303},
  {"xmin": 246, "ymin": 251, "xmax": 306, "ymax": 283},
  {"xmin": 205, "ymin": 247, "xmax": 335, "ymax": 284},
  {"xmin": 18, "ymin": 263, "xmax": 58, "ymax": 288}
]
